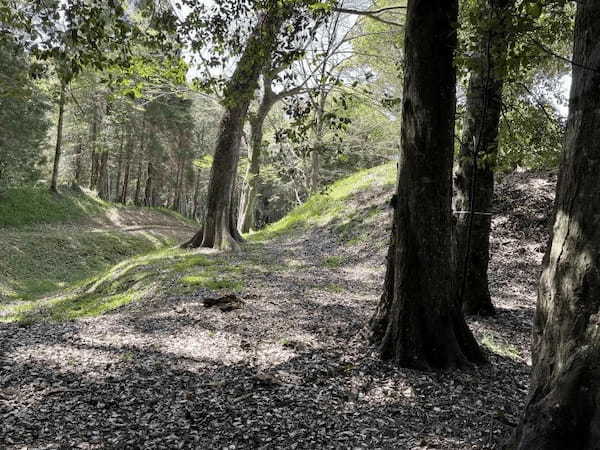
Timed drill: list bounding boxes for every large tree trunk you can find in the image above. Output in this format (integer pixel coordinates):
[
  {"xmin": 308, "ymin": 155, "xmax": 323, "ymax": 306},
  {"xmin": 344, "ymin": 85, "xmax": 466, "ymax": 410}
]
[
  {"xmin": 186, "ymin": 9, "xmax": 285, "ymax": 250},
  {"xmin": 453, "ymin": 0, "xmax": 514, "ymax": 317},
  {"xmin": 368, "ymin": 0, "xmax": 485, "ymax": 370},
  {"xmin": 50, "ymin": 82, "xmax": 66, "ymax": 193},
  {"xmin": 238, "ymin": 82, "xmax": 276, "ymax": 234},
  {"xmin": 508, "ymin": 3, "xmax": 600, "ymax": 448}
]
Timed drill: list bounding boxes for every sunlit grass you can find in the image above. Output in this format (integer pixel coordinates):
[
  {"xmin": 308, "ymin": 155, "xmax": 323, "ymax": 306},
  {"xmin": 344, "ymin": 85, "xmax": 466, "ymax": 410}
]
[
  {"xmin": 481, "ymin": 334, "xmax": 523, "ymax": 361},
  {"xmin": 0, "ymin": 186, "xmax": 110, "ymax": 228},
  {"xmin": 248, "ymin": 162, "xmax": 396, "ymax": 241}
]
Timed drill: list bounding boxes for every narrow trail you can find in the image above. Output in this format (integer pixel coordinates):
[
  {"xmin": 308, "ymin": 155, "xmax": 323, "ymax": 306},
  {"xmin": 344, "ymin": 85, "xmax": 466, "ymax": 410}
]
[{"xmin": 0, "ymin": 172, "xmax": 555, "ymax": 449}]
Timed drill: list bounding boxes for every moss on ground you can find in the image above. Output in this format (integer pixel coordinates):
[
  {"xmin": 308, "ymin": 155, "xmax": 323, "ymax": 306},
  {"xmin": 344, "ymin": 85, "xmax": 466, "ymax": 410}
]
[
  {"xmin": 249, "ymin": 163, "xmax": 395, "ymax": 241},
  {"xmin": 0, "ymin": 186, "xmax": 111, "ymax": 228}
]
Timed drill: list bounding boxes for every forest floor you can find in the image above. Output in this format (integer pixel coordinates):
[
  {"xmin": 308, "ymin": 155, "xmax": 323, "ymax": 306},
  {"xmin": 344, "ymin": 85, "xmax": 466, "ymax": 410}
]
[{"xmin": 0, "ymin": 166, "xmax": 556, "ymax": 449}]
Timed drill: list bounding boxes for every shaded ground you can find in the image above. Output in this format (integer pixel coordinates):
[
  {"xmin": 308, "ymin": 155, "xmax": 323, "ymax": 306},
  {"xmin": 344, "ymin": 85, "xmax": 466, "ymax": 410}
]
[{"xmin": 0, "ymin": 170, "xmax": 555, "ymax": 449}]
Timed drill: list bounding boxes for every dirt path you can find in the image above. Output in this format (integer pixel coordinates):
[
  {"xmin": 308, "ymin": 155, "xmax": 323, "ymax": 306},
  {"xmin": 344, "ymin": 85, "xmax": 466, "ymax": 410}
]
[{"xmin": 0, "ymin": 174, "xmax": 554, "ymax": 449}]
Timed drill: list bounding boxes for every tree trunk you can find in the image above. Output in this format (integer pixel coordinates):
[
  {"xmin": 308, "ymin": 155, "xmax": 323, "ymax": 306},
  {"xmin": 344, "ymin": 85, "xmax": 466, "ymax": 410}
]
[
  {"xmin": 50, "ymin": 82, "xmax": 66, "ymax": 193},
  {"xmin": 238, "ymin": 84, "xmax": 275, "ymax": 233},
  {"xmin": 368, "ymin": 0, "xmax": 485, "ymax": 370},
  {"xmin": 97, "ymin": 151, "xmax": 110, "ymax": 200},
  {"xmin": 144, "ymin": 161, "xmax": 154, "ymax": 207},
  {"xmin": 120, "ymin": 156, "xmax": 131, "ymax": 204},
  {"xmin": 134, "ymin": 159, "xmax": 143, "ymax": 206},
  {"xmin": 508, "ymin": 3, "xmax": 600, "ymax": 448},
  {"xmin": 187, "ymin": 9, "xmax": 285, "ymax": 250},
  {"xmin": 73, "ymin": 143, "xmax": 83, "ymax": 187},
  {"xmin": 453, "ymin": 0, "xmax": 514, "ymax": 317},
  {"xmin": 89, "ymin": 108, "xmax": 100, "ymax": 190},
  {"xmin": 310, "ymin": 104, "xmax": 324, "ymax": 194},
  {"xmin": 114, "ymin": 135, "xmax": 125, "ymax": 201}
]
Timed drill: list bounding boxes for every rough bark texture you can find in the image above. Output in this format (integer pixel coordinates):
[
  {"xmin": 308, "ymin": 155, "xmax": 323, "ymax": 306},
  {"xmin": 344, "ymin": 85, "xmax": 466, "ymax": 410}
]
[
  {"xmin": 50, "ymin": 83, "xmax": 66, "ymax": 193},
  {"xmin": 453, "ymin": 0, "xmax": 514, "ymax": 316},
  {"xmin": 368, "ymin": 0, "xmax": 485, "ymax": 370},
  {"xmin": 509, "ymin": 3, "xmax": 600, "ymax": 449},
  {"xmin": 187, "ymin": 9, "xmax": 285, "ymax": 251}
]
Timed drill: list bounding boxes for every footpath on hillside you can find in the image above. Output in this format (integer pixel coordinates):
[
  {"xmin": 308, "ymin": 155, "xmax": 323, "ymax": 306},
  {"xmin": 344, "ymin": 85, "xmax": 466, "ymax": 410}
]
[{"xmin": 0, "ymin": 170, "xmax": 555, "ymax": 449}]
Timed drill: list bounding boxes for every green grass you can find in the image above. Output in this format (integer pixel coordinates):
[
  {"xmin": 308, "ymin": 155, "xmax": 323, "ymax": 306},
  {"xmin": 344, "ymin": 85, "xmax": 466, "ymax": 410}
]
[
  {"xmin": 1, "ymin": 247, "xmax": 246, "ymax": 323},
  {"xmin": 0, "ymin": 230, "xmax": 177, "ymax": 301},
  {"xmin": 1, "ymin": 163, "xmax": 397, "ymax": 324},
  {"xmin": 323, "ymin": 256, "xmax": 345, "ymax": 268},
  {"xmin": 0, "ymin": 186, "xmax": 110, "ymax": 227},
  {"xmin": 180, "ymin": 274, "xmax": 243, "ymax": 291},
  {"xmin": 481, "ymin": 334, "xmax": 522, "ymax": 361},
  {"xmin": 248, "ymin": 162, "xmax": 396, "ymax": 241}
]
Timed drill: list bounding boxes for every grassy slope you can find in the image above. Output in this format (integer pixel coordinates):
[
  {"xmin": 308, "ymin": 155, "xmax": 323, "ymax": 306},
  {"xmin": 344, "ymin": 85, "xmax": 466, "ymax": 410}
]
[
  {"xmin": 0, "ymin": 186, "xmax": 110, "ymax": 228},
  {"xmin": 0, "ymin": 187, "xmax": 194, "ymax": 305},
  {"xmin": 0, "ymin": 164, "xmax": 396, "ymax": 323},
  {"xmin": 250, "ymin": 163, "xmax": 396, "ymax": 241}
]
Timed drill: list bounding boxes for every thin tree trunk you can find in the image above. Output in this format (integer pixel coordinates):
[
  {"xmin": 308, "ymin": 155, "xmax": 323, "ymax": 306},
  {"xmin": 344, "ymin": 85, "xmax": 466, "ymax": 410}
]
[
  {"xmin": 144, "ymin": 161, "xmax": 154, "ymax": 207},
  {"xmin": 120, "ymin": 157, "xmax": 131, "ymax": 204},
  {"xmin": 114, "ymin": 133, "xmax": 125, "ymax": 201},
  {"xmin": 50, "ymin": 82, "xmax": 66, "ymax": 193},
  {"xmin": 89, "ymin": 107, "xmax": 100, "ymax": 190},
  {"xmin": 453, "ymin": 0, "xmax": 514, "ymax": 316},
  {"xmin": 134, "ymin": 159, "xmax": 143, "ymax": 206},
  {"xmin": 73, "ymin": 143, "xmax": 83, "ymax": 187},
  {"xmin": 238, "ymin": 83, "xmax": 275, "ymax": 233},
  {"xmin": 192, "ymin": 169, "xmax": 201, "ymax": 220},
  {"xmin": 368, "ymin": 0, "xmax": 485, "ymax": 370},
  {"xmin": 509, "ymin": 3, "xmax": 600, "ymax": 448},
  {"xmin": 97, "ymin": 151, "xmax": 110, "ymax": 200},
  {"xmin": 186, "ymin": 9, "xmax": 285, "ymax": 250},
  {"xmin": 310, "ymin": 105, "xmax": 324, "ymax": 193}
]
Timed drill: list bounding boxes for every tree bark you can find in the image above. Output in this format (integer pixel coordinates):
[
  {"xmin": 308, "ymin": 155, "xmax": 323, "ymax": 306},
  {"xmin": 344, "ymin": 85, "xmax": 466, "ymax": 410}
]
[
  {"xmin": 238, "ymin": 80, "xmax": 276, "ymax": 234},
  {"xmin": 368, "ymin": 0, "xmax": 485, "ymax": 370},
  {"xmin": 72, "ymin": 143, "xmax": 83, "ymax": 187},
  {"xmin": 120, "ymin": 154, "xmax": 131, "ymax": 205},
  {"xmin": 134, "ymin": 159, "xmax": 143, "ymax": 206},
  {"xmin": 310, "ymin": 104, "xmax": 324, "ymax": 193},
  {"xmin": 508, "ymin": 3, "xmax": 600, "ymax": 448},
  {"xmin": 186, "ymin": 9, "xmax": 286, "ymax": 250},
  {"xmin": 144, "ymin": 161, "xmax": 154, "ymax": 207},
  {"xmin": 89, "ymin": 106, "xmax": 100, "ymax": 190},
  {"xmin": 97, "ymin": 150, "xmax": 110, "ymax": 200},
  {"xmin": 50, "ymin": 82, "xmax": 66, "ymax": 193},
  {"xmin": 453, "ymin": 0, "xmax": 514, "ymax": 317}
]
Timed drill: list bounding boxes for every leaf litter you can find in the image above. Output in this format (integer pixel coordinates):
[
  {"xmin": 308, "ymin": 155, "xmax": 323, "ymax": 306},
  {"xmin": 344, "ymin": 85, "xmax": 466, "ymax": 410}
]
[{"xmin": 0, "ymin": 171, "xmax": 556, "ymax": 449}]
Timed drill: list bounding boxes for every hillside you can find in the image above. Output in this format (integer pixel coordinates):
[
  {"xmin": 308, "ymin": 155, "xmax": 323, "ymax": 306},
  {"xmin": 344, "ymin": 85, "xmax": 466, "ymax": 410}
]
[
  {"xmin": 0, "ymin": 187, "xmax": 195, "ymax": 306},
  {"xmin": 0, "ymin": 165, "xmax": 556, "ymax": 449}
]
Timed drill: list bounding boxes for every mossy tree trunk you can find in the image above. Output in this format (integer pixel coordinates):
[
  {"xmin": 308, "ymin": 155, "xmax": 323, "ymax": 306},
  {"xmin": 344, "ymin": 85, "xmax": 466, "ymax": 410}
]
[
  {"xmin": 453, "ymin": 0, "xmax": 514, "ymax": 316},
  {"xmin": 368, "ymin": 0, "xmax": 486, "ymax": 370},
  {"xmin": 185, "ymin": 10, "xmax": 285, "ymax": 251},
  {"xmin": 508, "ymin": 2, "xmax": 600, "ymax": 448}
]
